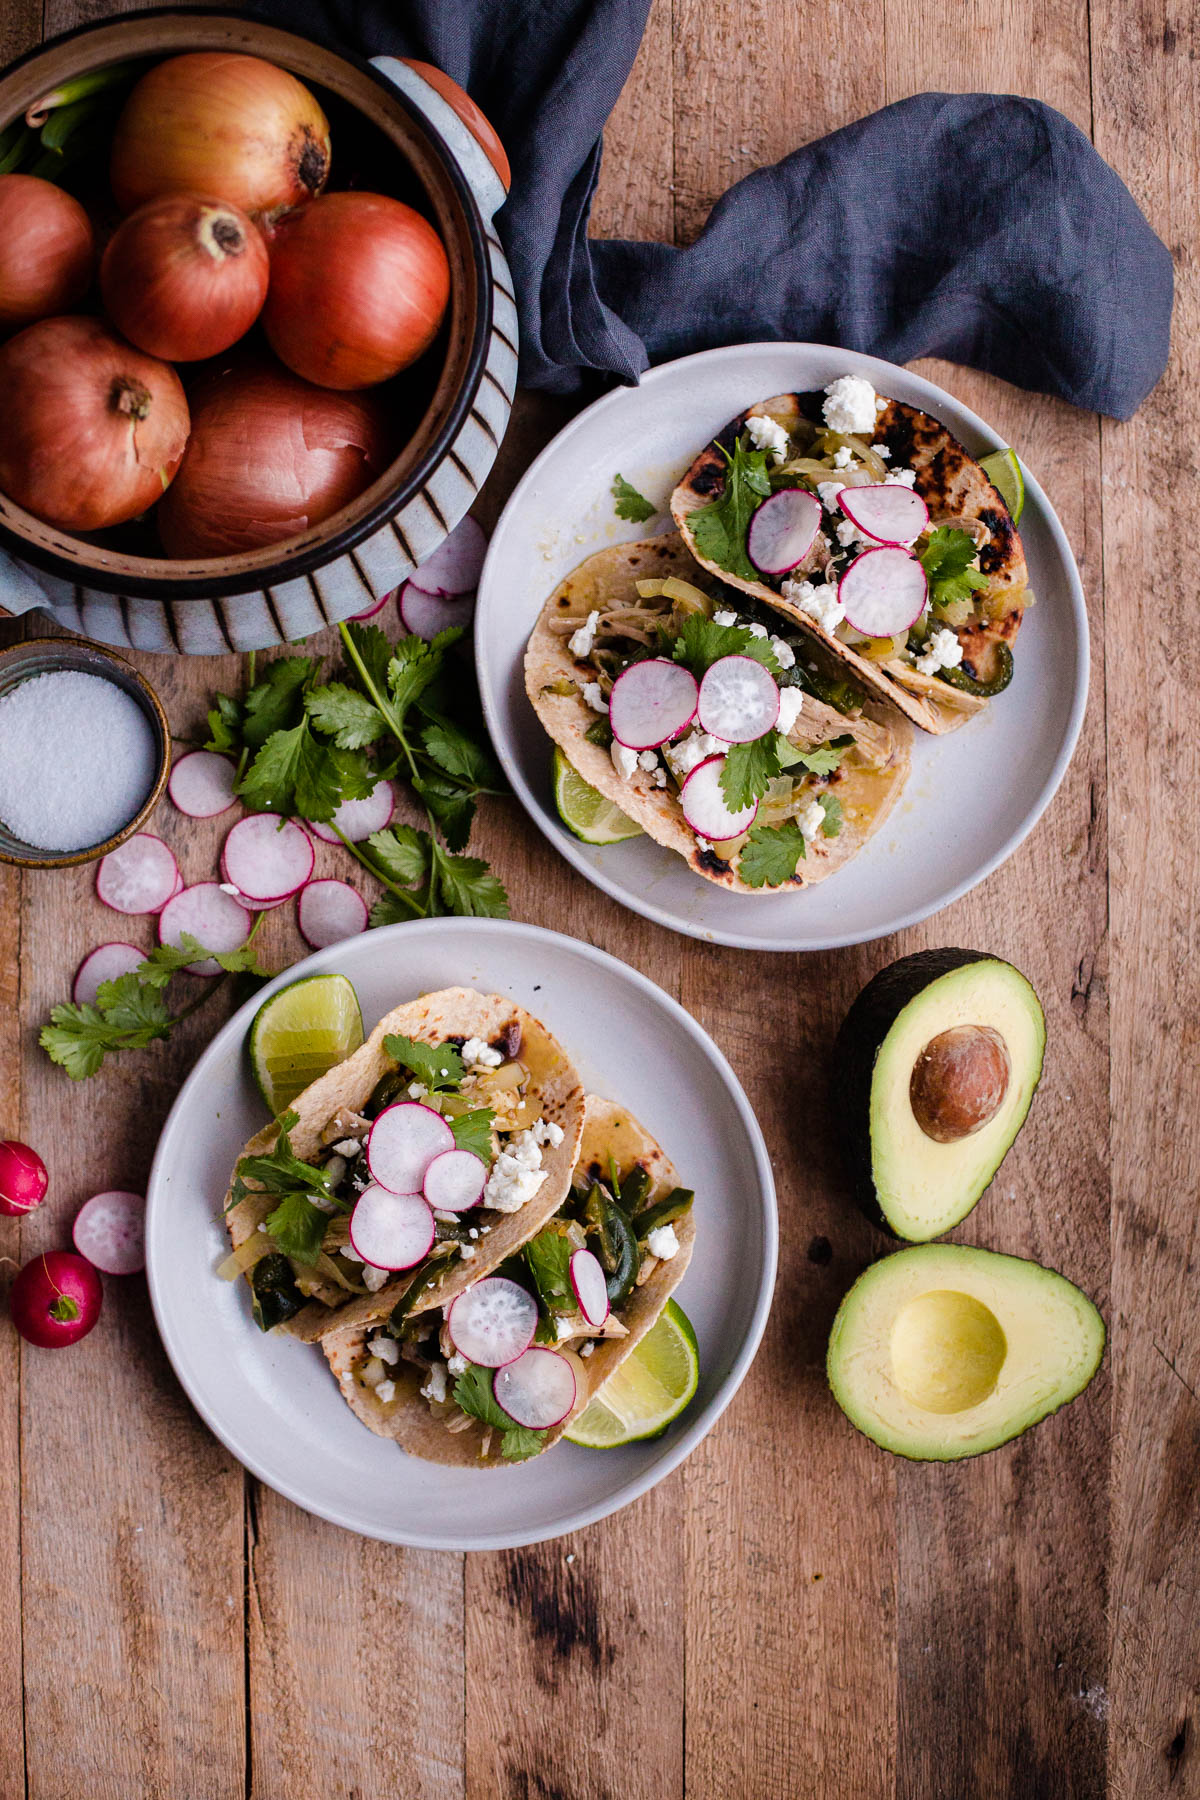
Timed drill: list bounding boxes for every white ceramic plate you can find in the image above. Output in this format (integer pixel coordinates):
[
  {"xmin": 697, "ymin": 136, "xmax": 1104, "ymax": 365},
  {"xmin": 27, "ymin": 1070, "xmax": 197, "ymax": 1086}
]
[
  {"xmin": 145, "ymin": 919, "xmax": 776, "ymax": 1550},
  {"xmin": 475, "ymin": 342, "xmax": 1088, "ymax": 950}
]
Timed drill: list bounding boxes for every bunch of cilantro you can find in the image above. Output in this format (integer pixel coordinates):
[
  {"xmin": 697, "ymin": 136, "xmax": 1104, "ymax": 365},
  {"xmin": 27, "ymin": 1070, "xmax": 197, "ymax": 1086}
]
[{"xmin": 207, "ymin": 620, "xmax": 508, "ymax": 924}]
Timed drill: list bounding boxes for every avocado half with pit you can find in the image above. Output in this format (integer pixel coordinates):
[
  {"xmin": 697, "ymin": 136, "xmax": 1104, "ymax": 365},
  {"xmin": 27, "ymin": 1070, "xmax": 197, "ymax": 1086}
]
[
  {"xmin": 826, "ymin": 1243, "xmax": 1104, "ymax": 1460},
  {"xmin": 834, "ymin": 949, "xmax": 1046, "ymax": 1241}
]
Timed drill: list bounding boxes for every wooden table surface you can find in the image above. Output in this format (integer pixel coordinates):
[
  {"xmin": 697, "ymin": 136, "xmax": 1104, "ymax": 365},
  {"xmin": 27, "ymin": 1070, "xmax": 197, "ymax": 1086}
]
[{"xmin": 1, "ymin": 1, "xmax": 1196, "ymax": 1796}]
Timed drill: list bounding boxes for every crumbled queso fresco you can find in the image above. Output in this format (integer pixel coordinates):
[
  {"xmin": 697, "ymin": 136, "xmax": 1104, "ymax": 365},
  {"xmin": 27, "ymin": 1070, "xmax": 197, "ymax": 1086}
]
[
  {"xmin": 822, "ymin": 374, "xmax": 878, "ymax": 437},
  {"xmin": 568, "ymin": 609, "xmax": 600, "ymax": 659},
  {"xmin": 645, "ymin": 1223, "xmax": 680, "ymax": 1261},
  {"xmin": 914, "ymin": 627, "xmax": 965, "ymax": 676},
  {"xmin": 744, "ymin": 413, "xmax": 790, "ymax": 463},
  {"xmin": 461, "ymin": 1036, "xmax": 502, "ymax": 1069},
  {"xmin": 782, "ymin": 577, "xmax": 845, "ymax": 634},
  {"xmin": 481, "ymin": 1116, "xmax": 564, "ymax": 1213}
]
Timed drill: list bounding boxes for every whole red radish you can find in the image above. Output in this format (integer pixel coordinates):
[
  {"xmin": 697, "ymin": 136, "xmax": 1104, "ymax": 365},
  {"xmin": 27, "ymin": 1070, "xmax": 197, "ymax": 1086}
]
[
  {"xmin": 0, "ymin": 1139, "xmax": 48, "ymax": 1216},
  {"xmin": 9, "ymin": 1251, "xmax": 102, "ymax": 1348}
]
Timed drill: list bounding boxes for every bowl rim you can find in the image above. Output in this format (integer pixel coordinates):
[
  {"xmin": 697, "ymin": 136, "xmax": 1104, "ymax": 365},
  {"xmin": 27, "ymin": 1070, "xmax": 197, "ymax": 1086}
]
[
  {"xmin": 0, "ymin": 6, "xmax": 496, "ymax": 602},
  {"xmin": 0, "ymin": 636, "xmax": 172, "ymax": 867}
]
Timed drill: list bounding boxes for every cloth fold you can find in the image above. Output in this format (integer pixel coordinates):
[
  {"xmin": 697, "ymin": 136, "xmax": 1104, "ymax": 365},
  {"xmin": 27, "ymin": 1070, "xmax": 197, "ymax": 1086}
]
[{"xmin": 267, "ymin": 0, "xmax": 1172, "ymax": 418}]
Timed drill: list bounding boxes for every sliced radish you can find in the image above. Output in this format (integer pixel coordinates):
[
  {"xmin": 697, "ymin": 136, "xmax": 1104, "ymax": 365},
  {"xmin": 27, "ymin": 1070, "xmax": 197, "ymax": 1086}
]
[
  {"xmin": 168, "ymin": 750, "xmax": 237, "ymax": 819},
  {"xmin": 398, "ymin": 581, "xmax": 476, "ymax": 640},
  {"xmin": 609, "ymin": 659, "xmax": 699, "ymax": 750},
  {"xmin": 423, "ymin": 1147, "xmax": 487, "ymax": 1211},
  {"xmin": 569, "ymin": 1248, "xmax": 609, "ymax": 1327},
  {"xmin": 746, "ymin": 488, "xmax": 821, "ymax": 575},
  {"xmin": 221, "ymin": 814, "xmax": 314, "ymax": 906},
  {"xmin": 95, "ymin": 833, "xmax": 179, "ymax": 915},
  {"xmin": 348, "ymin": 1185, "xmax": 435, "ymax": 1271},
  {"xmin": 73, "ymin": 942, "xmax": 144, "ymax": 1007},
  {"xmin": 697, "ymin": 655, "xmax": 780, "ymax": 743},
  {"xmin": 297, "ymin": 879, "xmax": 369, "ymax": 949},
  {"xmin": 158, "ymin": 882, "xmax": 251, "ymax": 976},
  {"xmin": 838, "ymin": 548, "xmax": 929, "ymax": 637},
  {"xmin": 446, "ymin": 1276, "xmax": 538, "ymax": 1368},
  {"xmin": 368, "ymin": 1102, "xmax": 455, "ymax": 1196},
  {"xmin": 305, "ymin": 780, "xmax": 395, "ymax": 845},
  {"xmin": 680, "ymin": 756, "xmax": 758, "ymax": 840},
  {"xmin": 493, "ymin": 1347, "xmax": 577, "ymax": 1429},
  {"xmin": 413, "ymin": 514, "xmax": 487, "ymax": 595},
  {"xmin": 838, "ymin": 485, "xmax": 929, "ymax": 547},
  {"xmin": 349, "ymin": 589, "xmax": 394, "ymax": 621},
  {"xmin": 72, "ymin": 1189, "xmax": 145, "ymax": 1275}
]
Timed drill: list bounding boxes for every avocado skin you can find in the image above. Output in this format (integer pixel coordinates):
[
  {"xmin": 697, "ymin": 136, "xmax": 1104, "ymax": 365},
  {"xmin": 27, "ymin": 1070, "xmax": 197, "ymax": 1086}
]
[{"xmin": 833, "ymin": 948, "xmax": 1013, "ymax": 1238}]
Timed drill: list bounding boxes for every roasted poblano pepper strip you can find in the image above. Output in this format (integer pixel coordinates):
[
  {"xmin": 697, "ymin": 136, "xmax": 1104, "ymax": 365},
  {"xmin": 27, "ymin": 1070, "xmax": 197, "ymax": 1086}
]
[
  {"xmin": 632, "ymin": 1188, "xmax": 694, "ymax": 1240},
  {"xmin": 583, "ymin": 1182, "xmax": 639, "ymax": 1308},
  {"xmin": 251, "ymin": 1253, "xmax": 304, "ymax": 1331},
  {"xmin": 618, "ymin": 1164, "xmax": 652, "ymax": 1215},
  {"xmin": 938, "ymin": 641, "xmax": 1014, "ymax": 697},
  {"xmin": 365, "ymin": 1068, "xmax": 407, "ymax": 1118},
  {"xmin": 383, "ymin": 1241, "xmax": 461, "ymax": 1336}
]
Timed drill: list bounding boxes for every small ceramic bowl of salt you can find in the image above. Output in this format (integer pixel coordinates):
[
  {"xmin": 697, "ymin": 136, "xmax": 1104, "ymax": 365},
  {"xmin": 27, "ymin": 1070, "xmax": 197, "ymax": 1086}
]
[{"xmin": 0, "ymin": 639, "xmax": 169, "ymax": 868}]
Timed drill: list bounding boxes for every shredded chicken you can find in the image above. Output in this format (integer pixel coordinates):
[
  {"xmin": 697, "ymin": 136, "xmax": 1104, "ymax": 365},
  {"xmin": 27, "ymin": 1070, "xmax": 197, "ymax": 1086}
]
[{"xmin": 321, "ymin": 1109, "xmax": 371, "ymax": 1146}]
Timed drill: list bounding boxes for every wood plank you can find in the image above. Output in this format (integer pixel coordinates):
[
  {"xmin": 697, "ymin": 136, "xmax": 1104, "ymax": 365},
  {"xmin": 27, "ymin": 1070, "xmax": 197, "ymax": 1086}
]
[
  {"xmin": 0, "ymin": 864, "xmax": 25, "ymax": 1800},
  {"xmin": 1090, "ymin": 3, "xmax": 1200, "ymax": 1792}
]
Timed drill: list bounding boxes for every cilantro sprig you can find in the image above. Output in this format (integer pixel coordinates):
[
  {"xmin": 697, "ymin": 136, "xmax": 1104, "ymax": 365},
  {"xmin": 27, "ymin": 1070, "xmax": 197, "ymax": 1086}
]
[
  {"xmin": 685, "ymin": 437, "xmax": 772, "ymax": 582},
  {"xmin": 452, "ymin": 1361, "xmax": 547, "ymax": 1460},
  {"xmin": 737, "ymin": 795, "xmax": 842, "ymax": 888},
  {"xmin": 612, "ymin": 474, "xmax": 657, "ymax": 523},
  {"xmin": 39, "ymin": 928, "xmax": 269, "ymax": 1081},
  {"xmin": 919, "ymin": 528, "xmax": 988, "ymax": 611},
  {"xmin": 671, "ymin": 612, "xmax": 778, "ymax": 680},
  {"xmin": 232, "ymin": 1109, "xmax": 342, "ymax": 1265}
]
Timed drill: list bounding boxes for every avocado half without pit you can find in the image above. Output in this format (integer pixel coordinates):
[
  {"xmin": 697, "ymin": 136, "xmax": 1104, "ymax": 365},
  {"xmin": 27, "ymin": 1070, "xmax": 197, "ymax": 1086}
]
[
  {"xmin": 834, "ymin": 949, "xmax": 1046, "ymax": 1241},
  {"xmin": 826, "ymin": 1243, "xmax": 1105, "ymax": 1460}
]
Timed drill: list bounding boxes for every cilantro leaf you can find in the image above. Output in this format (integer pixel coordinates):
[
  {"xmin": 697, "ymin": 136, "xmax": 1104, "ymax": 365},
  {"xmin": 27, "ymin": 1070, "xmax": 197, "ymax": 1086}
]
[
  {"xmin": 686, "ymin": 438, "xmax": 772, "ymax": 582},
  {"xmin": 383, "ymin": 1035, "xmax": 465, "ymax": 1091},
  {"xmin": 371, "ymin": 891, "xmax": 427, "ymax": 928},
  {"xmin": 436, "ymin": 854, "xmax": 510, "ymax": 918},
  {"xmin": 453, "ymin": 1362, "xmax": 547, "ymax": 1460},
  {"xmin": 90, "ymin": 973, "xmax": 176, "ymax": 1035},
  {"xmin": 39, "ymin": 982, "xmax": 174, "ymax": 1081},
  {"xmin": 671, "ymin": 612, "xmax": 778, "ymax": 679},
  {"xmin": 523, "ymin": 1226, "xmax": 575, "ymax": 1315},
  {"xmin": 205, "ymin": 692, "xmax": 242, "ymax": 756},
  {"xmin": 237, "ymin": 723, "xmax": 371, "ymax": 821},
  {"xmin": 820, "ymin": 794, "xmax": 844, "ymax": 838},
  {"xmin": 737, "ymin": 820, "xmax": 807, "ymax": 888},
  {"xmin": 449, "ymin": 1108, "xmax": 496, "ymax": 1160},
  {"xmin": 342, "ymin": 622, "xmax": 393, "ymax": 699},
  {"xmin": 612, "ymin": 474, "xmax": 657, "ymax": 523},
  {"xmin": 242, "ymin": 656, "xmax": 318, "ymax": 751},
  {"xmin": 413, "ymin": 774, "xmax": 476, "ymax": 853},
  {"xmin": 135, "ymin": 934, "xmax": 270, "ymax": 988},
  {"xmin": 237, "ymin": 1111, "xmax": 337, "ymax": 1263},
  {"xmin": 387, "ymin": 634, "xmax": 457, "ymax": 725},
  {"xmin": 919, "ymin": 527, "xmax": 988, "ymax": 610},
  {"xmin": 365, "ymin": 825, "xmax": 432, "ymax": 887},
  {"xmin": 791, "ymin": 734, "xmax": 854, "ymax": 777},
  {"xmin": 421, "ymin": 718, "xmax": 500, "ymax": 788},
  {"xmin": 305, "ymin": 681, "xmax": 388, "ymax": 749},
  {"xmin": 262, "ymin": 1189, "xmax": 330, "ymax": 1264},
  {"xmin": 720, "ymin": 735, "xmax": 781, "ymax": 811}
]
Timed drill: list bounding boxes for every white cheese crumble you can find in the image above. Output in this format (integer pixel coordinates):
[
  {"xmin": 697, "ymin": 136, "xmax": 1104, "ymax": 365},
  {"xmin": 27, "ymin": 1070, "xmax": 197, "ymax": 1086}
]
[
  {"xmin": 777, "ymin": 687, "xmax": 805, "ymax": 735},
  {"xmin": 833, "ymin": 446, "xmax": 854, "ymax": 469},
  {"xmin": 646, "ymin": 1223, "xmax": 680, "ymax": 1260},
  {"xmin": 420, "ymin": 1363, "xmax": 448, "ymax": 1404},
  {"xmin": 770, "ymin": 636, "xmax": 795, "ymax": 670},
  {"xmin": 447, "ymin": 1351, "xmax": 467, "ymax": 1376},
  {"xmin": 407, "ymin": 1081, "xmax": 428, "ymax": 1100},
  {"xmin": 555, "ymin": 1315, "xmax": 577, "ymax": 1340},
  {"xmin": 461, "ymin": 1036, "xmax": 502, "ymax": 1069},
  {"xmin": 483, "ymin": 1126, "xmax": 549, "ymax": 1213},
  {"xmin": 816, "ymin": 481, "xmax": 845, "ymax": 513},
  {"xmin": 914, "ymin": 627, "xmax": 964, "ymax": 676},
  {"xmin": 582, "ymin": 680, "xmax": 608, "ymax": 713},
  {"xmin": 532, "ymin": 1117, "xmax": 565, "ymax": 1148},
  {"xmin": 822, "ymin": 375, "xmax": 877, "ymax": 436},
  {"xmin": 694, "ymin": 835, "xmax": 712, "ymax": 854},
  {"xmin": 781, "ymin": 577, "xmax": 845, "ymax": 633},
  {"xmin": 885, "ymin": 467, "xmax": 918, "ymax": 488},
  {"xmin": 871, "ymin": 443, "xmax": 891, "ymax": 460},
  {"xmin": 331, "ymin": 1138, "xmax": 361, "ymax": 1156},
  {"xmin": 568, "ymin": 609, "xmax": 600, "ymax": 659},
  {"xmin": 368, "ymin": 1333, "xmax": 400, "ymax": 1365},
  {"xmin": 798, "ymin": 800, "xmax": 826, "ymax": 844},
  {"xmin": 580, "ymin": 1341, "xmax": 595, "ymax": 1358},
  {"xmin": 713, "ymin": 608, "xmax": 739, "ymax": 627},
  {"xmin": 375, "ymin": 1379, "xmax": 396, "ymax": 1405},
  {"xmin": 835, "ymin": 517, "xmax": 869, "ymax": 549},
  {"xmin": 746, "ymin": 622, "xmax": 769, "ymax": 639},
  {"xmin": 362, "ymin": 1264, "xmax": 389, "ymax": 1292},
  {"xmin": 459, "ymin": 1243, "xmax": 477, "ymax": 1260},
  {"xmin": 611, "ymin": 740, "xmax": 639, "ymax": 781},
  {"xmin": 664, "ymin": 729, "xmax": 727, "ymax": 780},
  {"xmin": 744, "ymin": 413, "xmax": 790, "ymax": 464},
  {"xmin": 637, "ymin": 749, "xmax": 659, "ymax": 774},
  {"xmin": 340, "ymin": 1243, "xmax": 363, "ymax": 1262}
]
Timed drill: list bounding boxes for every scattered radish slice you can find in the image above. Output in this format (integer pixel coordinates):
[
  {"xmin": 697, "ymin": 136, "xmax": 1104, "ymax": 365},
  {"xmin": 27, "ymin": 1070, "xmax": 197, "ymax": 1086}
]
[
  {"xmin": 446, "ymin": 1276, "xmax": 538, "ymax": 1368},
  {"xmin": 349, "ymin": 589, "xmax": 393, "ymax": 621},
  {"xmin": 838, "ymin": 547, "xmax": 929, "ymax": 637},
  {"xmin": 697, "ymin": 655, "xmax": 780, "ymax": 743},
  {"xmin": 297, "ymin": 879, "xmax": 368, "ymax": 948},
  {"xmin": 95, "ymin": 833, "xmax": 179, "ymax": 915},
  {"xmin": 158, "ymin": 882, "xmax": 251, "ymax": 975},
  {"xmin": 569, "ymin": 1248, "xmax": 609, "ymax": 1327},
  {"xmin": 348, "ymin": 1185, "xmax": 435, "ymax": 1271},
  {"xmin": 221, "ymin": 814, "xmax": 314, "ymax": 906},
  {"xmin": 680, "ymin": 756, "xmax": 758, "ymax": 840},
  {"xmin": 73, "ymin": 941, "xmax": 145, "ymax": 1007},
  {"xmin": 168, "ymin": 750, "xmax": 237, "ymax": 819},
  {"xmin": 746, "ymin": 488, "xmax": 821, "ymax": 574},
  {"xmin": 368, "ymin": 1102, "xmax": 455, "ymax": 1196},
  {"xmin": 493, "ymin": 1347, "xmax": 577, "ymax": 1429},
  {"xmin": 305, "ymin": 780, "xmax": 395, "ymax": 845},
  {"xmin": 422, "ymin": 1147, "xmax": 487, "ymax": 1211},
  {"xmin": 398, "ymin": 581, "xmax": 476, "ymax": 640},
  {"xmin": 838, "ymin": 485, "xmax": 930, "ymax": 547},
  {"xmin": 609, "ymin": 658, "xmax": 699, "ymax": 750},
  {"xmin": 73, "ymin": 1190, "xmax": 145, "ymax": 1275},
  {"xmin": 412, "ymin": 514, "xmax": 487, "ymax": 595}
]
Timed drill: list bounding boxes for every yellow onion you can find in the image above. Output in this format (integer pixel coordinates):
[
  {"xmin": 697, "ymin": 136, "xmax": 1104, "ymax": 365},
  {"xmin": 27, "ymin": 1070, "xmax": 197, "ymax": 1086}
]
[{"xmin": 0, "ymin": 174, "xmax": 94, "ymax": 329}]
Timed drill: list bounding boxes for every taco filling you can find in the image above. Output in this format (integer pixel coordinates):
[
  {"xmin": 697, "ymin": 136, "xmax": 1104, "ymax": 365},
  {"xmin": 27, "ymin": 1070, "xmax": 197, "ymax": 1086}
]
[{"xmin": 670, "ymin": 378, "xmax": 1031, "ymax": 735}]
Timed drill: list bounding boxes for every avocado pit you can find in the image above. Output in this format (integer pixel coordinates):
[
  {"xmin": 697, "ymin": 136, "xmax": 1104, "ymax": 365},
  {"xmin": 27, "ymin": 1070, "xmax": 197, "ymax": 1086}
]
[{"xmin": 909, "ymin": 1024, "xmax": 1011, "ymax": 1144}]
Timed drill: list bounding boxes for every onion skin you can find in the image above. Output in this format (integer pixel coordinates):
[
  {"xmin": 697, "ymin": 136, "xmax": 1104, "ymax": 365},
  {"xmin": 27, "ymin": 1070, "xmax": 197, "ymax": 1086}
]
[
  {"xmin": 9, "ymin": 1251, "xmax": 102, "ymax": 1349},
  {"xmin": 157, "ymin": 361, "xmax": 391, "ymax": 558},
  {"xmin": 0, "ymin": 174, "xmax": 94, "ymax": 330},
  {"xmin": 0, "ymin": 316, "xmax": 189, "ymax": 531},
  {"xmin": 110, "ymin": 53, "xmax": 331, "ymax": 219},
  {"xmin": 263, "ymin": 192, "xmax": 450, "ymax": 389},
  {"xmin": 101, "ymin": 194, "xmax": 269, "ymax": 362}
]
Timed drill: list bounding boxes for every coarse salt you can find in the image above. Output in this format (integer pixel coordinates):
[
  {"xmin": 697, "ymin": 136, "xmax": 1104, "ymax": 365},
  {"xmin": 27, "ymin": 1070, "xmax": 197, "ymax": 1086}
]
[{"xmin": 0, "ymin": 671, "xmax": 157, "ymax": 852}]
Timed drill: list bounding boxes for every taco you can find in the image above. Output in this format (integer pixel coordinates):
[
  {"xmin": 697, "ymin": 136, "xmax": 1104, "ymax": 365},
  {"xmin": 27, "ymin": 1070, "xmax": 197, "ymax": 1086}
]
[
  {"xmin": 670, "ymin": 377, "xmax": 1030, "ymax": 734},
  {"xmin": 221, "ymin": 987, "xmax": 585, "ymax": 1340},
  {"xmin": 321, "ymin": 1095, "xmax": 695, "ymax": 1466},
  {"xmin": 525, "ymin": 532, "xmax": 911, "ymax": 892}
]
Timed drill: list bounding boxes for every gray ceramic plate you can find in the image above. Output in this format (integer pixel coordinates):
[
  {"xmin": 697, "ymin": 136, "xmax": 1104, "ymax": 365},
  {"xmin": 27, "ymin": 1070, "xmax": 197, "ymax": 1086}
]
[
  {"xmin": 475, "ymin": 341, "xmax": 1088, "ymax": 950},
  {"xmin": 145, "ymin": 919, "xmax": 777, "ymax": 1549}
]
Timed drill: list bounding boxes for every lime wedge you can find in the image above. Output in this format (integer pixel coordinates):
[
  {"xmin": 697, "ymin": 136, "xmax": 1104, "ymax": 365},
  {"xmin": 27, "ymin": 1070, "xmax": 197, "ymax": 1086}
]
[
  {"xmin": 566, "ymin": 1298, "xmax": 699, "ymax": 1447},
  {"xmin": 249, "ymin": 973, "xmax": 364, "ymax": 1116},
  {"xmin": 552, "ymin": 745, "xmax": 642, "ymax": 846},
  {"xmin": 979, "ymin": 449, "xmax": 1024, "ymax": 525}
]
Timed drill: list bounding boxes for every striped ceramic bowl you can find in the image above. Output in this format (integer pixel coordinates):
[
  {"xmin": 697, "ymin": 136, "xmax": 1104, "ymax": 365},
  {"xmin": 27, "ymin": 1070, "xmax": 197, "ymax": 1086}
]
[{"xmin": 0, "ymin": 11, "xmax": 516, "ymax": 655}]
